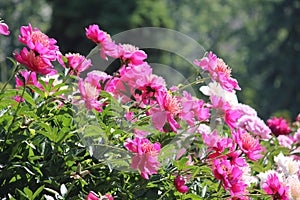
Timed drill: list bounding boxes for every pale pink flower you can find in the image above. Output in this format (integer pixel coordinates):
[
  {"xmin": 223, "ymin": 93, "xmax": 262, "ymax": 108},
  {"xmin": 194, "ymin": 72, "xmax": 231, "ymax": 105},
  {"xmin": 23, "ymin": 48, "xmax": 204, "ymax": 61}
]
[
  {"xmin": 119, "ymin": 44, "xmax": 147, "ymax": 65},
  {"xmin": 85, "ymin": 70, "xmax": 114, "ymax": 93},
  {"xmin": 0, "ymin": 22, "xmax": 10, "ymax": 36},
  {"xmin": 78, "ymin": 77, "xmax": 103, "ymax": 112},
  {"xmin": 233, "ymin": 103, "xmax": 257, "ymax": 117},
  {"xmin": 200, "ymin": 81, "xmax": 238, "ymax": 107},
  {"xmin": 262, "ymin": 173, "xmax": 289, "ymax": 200},
  {"xmin": 64, "ymin": 53, "xmax": 92, "ymax": 75},
  {"xmin": 267, "ymin": 116, "xmax": 291, "ymax": 137},
  {"xmin": 15, "ymin": 47, "xmax": 55, "ymax": 75},
  {"xmin": 277, "ymin": 135, "xmax": 293, "ymax": 149},
  {"xmin": 287, "ymin": 175, "xmax": 300, "ymax": 200},
  {"xmin": 174, "ymin": 176, "xmax": 188, "ymax": 193},
  {"xmin": 237, "ymin": 115, "xmax": 272, "ymax": 140},
  {"xmin": 232, "ymin": 128, "xmax": 263, "ymax": 161},
  {"xmin": 294, "ymin": 128, "xmax": 300, "ymax": 143},
  {"xmin": 124, "ymin": 137, "xmax": 161, "ymax": 179}
]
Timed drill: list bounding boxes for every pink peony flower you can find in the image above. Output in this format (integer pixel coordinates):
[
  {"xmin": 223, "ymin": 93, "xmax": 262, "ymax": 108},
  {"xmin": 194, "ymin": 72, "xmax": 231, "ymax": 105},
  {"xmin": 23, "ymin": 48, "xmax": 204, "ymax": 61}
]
[
  {"xmin": 18, "ymin": 24, "xmax": 59, "ymax": 60},
  {"xmin": 85, "ymin": 24, "xmax": 109, "ymax": 44},
  {"xmin": 14, "ymin": 47, "xmax": 55, "ymax": 75},
  {"xmin": 85, "ymin": 24, "xmax": 121, "ymax": 60},
  {"xmin": 194, "ymin": 52, "xmax": 240, "ymax": 92},
  {"xmin": 267, "ymin": 116, "xmax": 291, "ymax": 137},
  {"xmin": 151, "ymin": 91, "xmax": 181, "ymax": 132},
  {"xmin": 262, "ymin": 173, "xmax": 289, "ymax": 200},
  {"xmin": 119, "ymin": 44, "xmax": 147, "ymax": 65},
  {"xmin": 174, "ymin": 176, "xmax": 188, "ymax": 193},
  {"xmin": 213, "ymin": 158, "xmax": 247, "ymax": 196},
  {"xmin": 232, "ymin": 128, "xmax": 263, "ymax": 161},
  {"xmin": 277, "ymin": 135, "xmax": 293, "ymax": 149},
  {"xmin": 65, "ymin": 53, "xmax": 92, "ymax": 75},
  {"xmin": 78, "ymin": 76, "xmax": 104, "ymax": 112},
  {"xmin": 179, "ymin": 91, "xmax": 210, "ymax": 125},
  {"xmin": 113, "ymin": 62, "xmax": 164, "ymax": 104},
  {"xmin": 211, "ymin": 95, "xmax": 241, "ymax": 129},
  {"xmin": 124, "ymin": 137, "xmax": 161, "ymax": 179},
  {"xmin": 0, "ymin": 22, "xmax": 10, "ymax": 36},
  {"xmin": 237, "ymin": 115, "xmax": 272, "ymax": 140}
]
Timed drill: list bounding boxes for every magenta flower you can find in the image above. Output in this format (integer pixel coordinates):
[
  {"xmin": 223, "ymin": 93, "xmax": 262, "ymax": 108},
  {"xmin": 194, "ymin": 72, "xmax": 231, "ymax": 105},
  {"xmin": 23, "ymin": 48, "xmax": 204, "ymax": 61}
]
[
  {"xmin": 262, "ymin": 173, "xmax": 289, "ymax": 200},
  {"xmin": 86, "ymin": 192, "xmax": 99, "ymax": 200},
  {"xmin": 267, "ymin": 116, "xmax": 291, "ymax": 137},
  {"xmin": 213, "ymin": 158, "xmax": 247, "ymax": 196},
  {"xmin": 15, "ymin": 48, "xmax": 55, "ymax": 75},
  {"xmin": 232, "ymin": 128, "xmax": 263, "ymax": 161},
  {"xmin": 0, "ymin": 22, "xmax": 10, "ymax": 36},
  {"xmin": 174, "ymin": 176, "xmax": 188, "ymax": 193},
  {"xmin": 65, "ymin": 53, "xmax": 92, "ymax": 75},
  {"xmin": 124, "ymin": 137, "xmax": 161, "ymax": 179}
]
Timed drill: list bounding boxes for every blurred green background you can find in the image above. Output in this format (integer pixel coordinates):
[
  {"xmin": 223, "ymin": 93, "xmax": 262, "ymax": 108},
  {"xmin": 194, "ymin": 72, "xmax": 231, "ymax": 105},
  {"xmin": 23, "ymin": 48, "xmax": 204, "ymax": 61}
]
[{"xmin": 0, "ymin": 0, "xmax": 299, "ymax": 120}]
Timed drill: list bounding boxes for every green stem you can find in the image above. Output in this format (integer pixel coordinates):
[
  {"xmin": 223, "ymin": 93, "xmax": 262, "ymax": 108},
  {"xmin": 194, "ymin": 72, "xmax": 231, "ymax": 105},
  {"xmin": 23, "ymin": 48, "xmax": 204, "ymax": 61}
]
[
  {"xmin": 0, "ymin": 64, "xmax": 20, "ymax": 95},
  {"xmin": 7, "ymin": 71, "xmax": 32, "ymax": 134}
]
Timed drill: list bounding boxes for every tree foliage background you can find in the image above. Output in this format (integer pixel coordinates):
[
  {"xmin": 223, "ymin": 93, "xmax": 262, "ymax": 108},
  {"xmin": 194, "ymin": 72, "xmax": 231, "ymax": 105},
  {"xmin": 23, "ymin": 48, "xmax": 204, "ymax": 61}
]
[{"xmin": 1, "ymin": 0, "xmax": 299, "ymax": 119}]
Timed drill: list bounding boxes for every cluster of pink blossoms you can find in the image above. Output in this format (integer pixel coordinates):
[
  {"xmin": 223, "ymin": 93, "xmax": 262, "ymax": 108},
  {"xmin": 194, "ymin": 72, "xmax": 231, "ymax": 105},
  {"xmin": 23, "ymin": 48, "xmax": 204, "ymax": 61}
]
[
  {"xmin": 195, "ymin": 52, "xmax": 275, "ymax": 198},
  {"xmin": 8, "ymin": 20, "xmax": 300, "ymax": 198}
]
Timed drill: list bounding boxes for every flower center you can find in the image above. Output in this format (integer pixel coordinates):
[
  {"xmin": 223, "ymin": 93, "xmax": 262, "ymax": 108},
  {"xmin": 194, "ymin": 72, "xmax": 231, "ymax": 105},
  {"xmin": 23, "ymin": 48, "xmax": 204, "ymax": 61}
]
[
  {"xmin": 122, "ymin": 44, "xmax": 138, "ymax": 53},
  {"xmin": 31, "ymin": 31, "xmax": 50, "ymax": 48},
  {"xmin": 216, "ymin": 58, "xmax": 231, "ymax": 77},
  {"xmin": 165, "ymin": 94, "xmax": 181, "ymax": 115},
  {"xmin": 241, "ymin": 133, "xmax": 256, "ymax": 150},
  {"xmin": 84, "ymin": 82, "xmax": 98, "ymax": 99}
]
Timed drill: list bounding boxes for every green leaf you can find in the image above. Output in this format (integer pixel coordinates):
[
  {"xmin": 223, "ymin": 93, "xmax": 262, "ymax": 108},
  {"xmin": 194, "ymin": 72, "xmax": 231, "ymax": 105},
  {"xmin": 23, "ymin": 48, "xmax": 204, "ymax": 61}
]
[
  {"xmin": 32, "ymin": 185, "xmax": 44, "ymax": 199},
  {"xmin": 27, "ymin": 85, "xmax": 45, "ymax": 98},
  {"xmin": 23, "ymin": 187, "xmax": 33, "ymax": 199},
  {"xmin": 22, "ymin": 92, "xmax": 36, "ymax": 107}
]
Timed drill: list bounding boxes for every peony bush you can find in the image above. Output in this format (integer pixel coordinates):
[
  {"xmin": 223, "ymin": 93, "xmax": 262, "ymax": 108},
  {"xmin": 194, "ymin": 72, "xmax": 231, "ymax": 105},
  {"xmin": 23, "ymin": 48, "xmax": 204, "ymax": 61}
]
[{"xmin": 0, "ymin": 20, "xmax": 300, "ymax": 200}]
